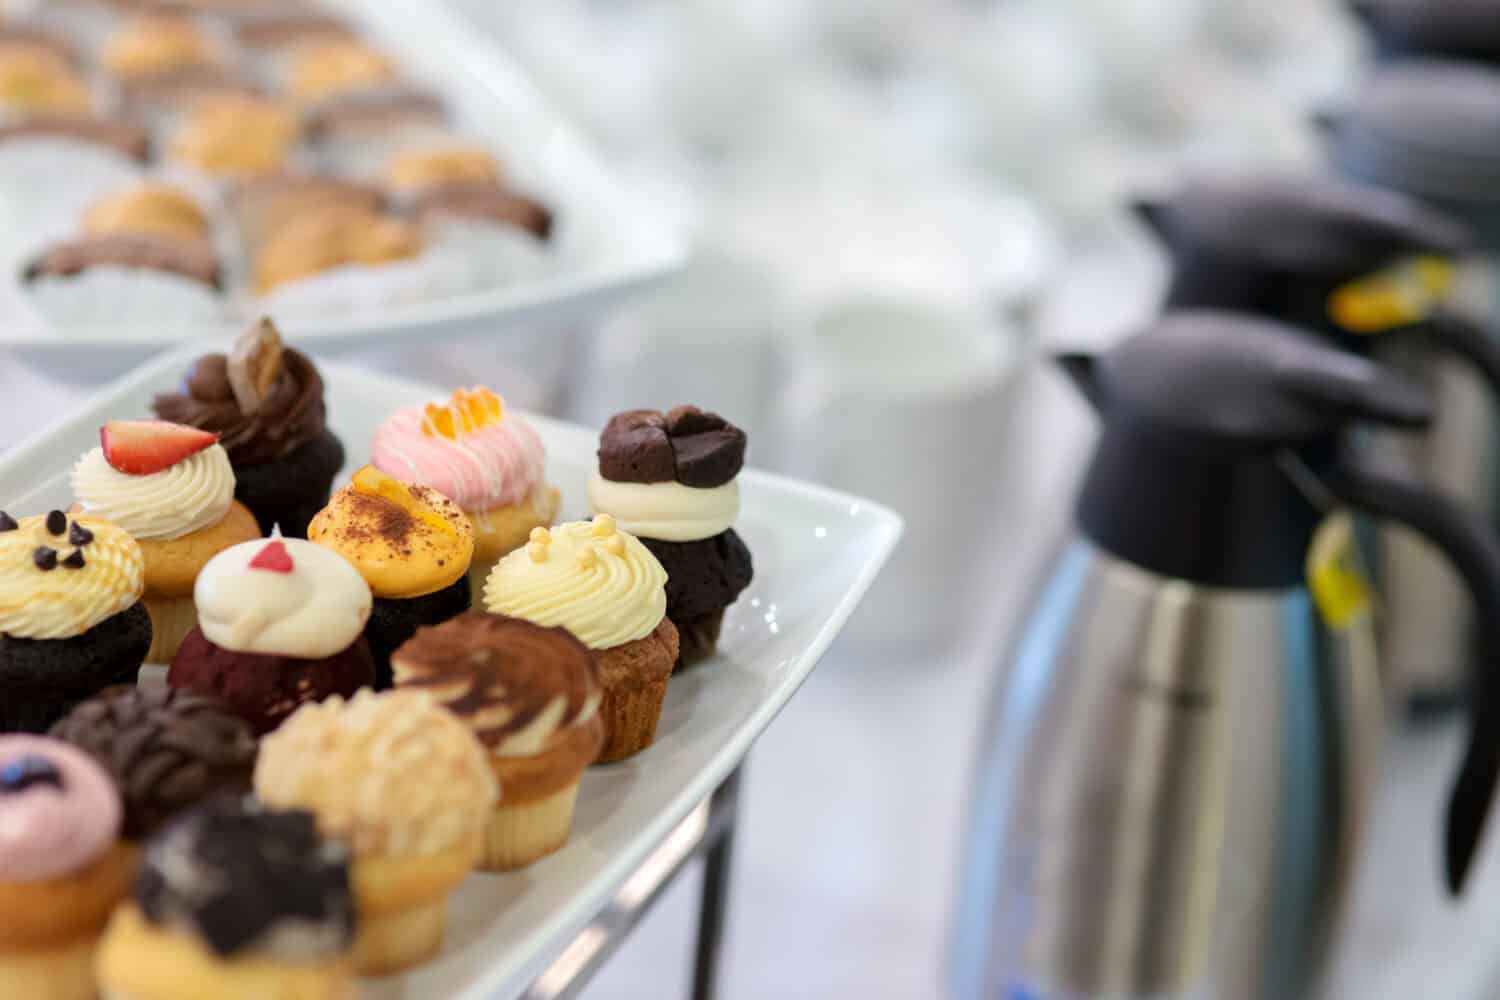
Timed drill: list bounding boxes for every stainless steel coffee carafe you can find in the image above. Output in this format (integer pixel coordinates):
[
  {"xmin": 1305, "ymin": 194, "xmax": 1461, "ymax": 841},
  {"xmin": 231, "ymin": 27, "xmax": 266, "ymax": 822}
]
[
  {"xmin": 1331, "ymin": 61, "xmax": 1500, "ymax": 707},
  {"xmin": 1135, "ymin": 171, "xmax": 1500, "ymax": 709},
  {"xmin": 950, "ymin": 312, "xmax": 1500, "ymax": 1000}
]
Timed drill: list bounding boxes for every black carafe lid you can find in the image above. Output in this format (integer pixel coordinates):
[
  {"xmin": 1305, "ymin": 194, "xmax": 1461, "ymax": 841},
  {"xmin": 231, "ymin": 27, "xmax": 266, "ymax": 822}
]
[
  {"xmin": 1335, "ymin": 60, "xmax": 1500, "ymax": 213},
  {"xmin": 1352, "ymin": 0, "xmax": 1500, "ymax": 64},
  {"xmin": 1138, "ymin": 173, "xmax": 1471, "ymax": 335},
  {"xmin": 1067, "ymin": 310, "xmax": 1430, "ymax": 588}
]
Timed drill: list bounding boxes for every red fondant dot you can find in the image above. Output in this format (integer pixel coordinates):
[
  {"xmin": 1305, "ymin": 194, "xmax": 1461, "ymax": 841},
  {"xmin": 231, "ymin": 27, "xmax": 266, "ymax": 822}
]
[{"xmin": 249, "ymin": 540, "xmax": 294, "ymax": 574}]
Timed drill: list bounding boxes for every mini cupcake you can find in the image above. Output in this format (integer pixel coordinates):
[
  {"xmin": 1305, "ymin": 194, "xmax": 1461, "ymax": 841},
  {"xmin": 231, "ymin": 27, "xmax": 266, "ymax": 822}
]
[
  {"xmin": 227, "ymin": 171, "xmax": 383, "ymax": 253},
  {"xmin": 0, "ymin": 45, "xmax": 90, "ymax": 116},
  {"xmin": 253, "ymin": 203, "xmax": 429, "ymax": 316},
  {"xmin": 167, "ymin": 93, "xmax": 301, "ymax": 186},
  {"xmin": 83, "ymin": 183, "xmax": 211, "ymax": 243},
  {"xmin": 305, "ymin": 86, "xmax": 447, "ymax": 177},
  {"xmin": 485, "ymin": 515, "xmax": 677, "ymax": 763},
  {"xmin": 372, "ymin": 386, "xmax": 560, "ymax": 594},
  {"xmin": 49, "ymin": 685, "xmax": 258, "ymax": 841},
  {"xmin": 22, "ymin": 231, "xmax": 227, "ymax": 329},
  {"xmin": 591, "ymin": 407, "xmax": 754, "ymax": 668},
  {"xmin": 309, "ymin": 465, "xmax": 474, "ymax": 689},
  {"xmin": 102, "ymin": 15, "xmax": 218, "ymax": 82},
  {"xmin": 96, "ymin": 797, "xmax": 357, "ymax": 1000},
  {"xmin": 154, "ymin": 317, "xmax": 347, "ymax": 538},
  {"xmin": 254, "ymin": 689, "xmax": 496, "ymax": 975},
  {"xmin": 287, "ymin": 40, "xmax": 396, "ymax": 106},
  {"xmin": 169, "ymin": 534, "xmax": 374, "ymax": 734},
  {"xmin": 71, "ymin": 420, "xmax": 262, "ymax": 662},
  {"xmin": 394, "ymin": 613, "xmax": 603, "ymax": 870},
  {"xmin": 0, "ymin": 736, "xmax": 133, "ymax": 1000},
  {"xmin": 0, "ymin": 511, "xmax": 151, "ymax": 733}
]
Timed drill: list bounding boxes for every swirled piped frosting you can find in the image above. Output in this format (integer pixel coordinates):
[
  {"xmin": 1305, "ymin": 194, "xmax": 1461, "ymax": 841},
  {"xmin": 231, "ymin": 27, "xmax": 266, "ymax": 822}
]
[
  {"xmin": 371, "ymin": 388, "xmax": 545, "ymax": 513},
  {"xmin": 72, "ymin": 443, "xmax": 235, "ymax": 541},
  {"xmin": 483, "ymin": 515, "xmax": 667, "ymax": 651},
  {"xmin": 0, "ymin": 513, "xmax": 144, "ymax": 639},
  {"xmin": 154, "ymin": 349, "xmax": 331, "ymax": 466},
  {"xmin": 0, "ymin": 735, "xmax": 122, "ymax": 882},
  {"xmin": 196, "ymin": 536, "xmax": 372, "ymax": 658}
]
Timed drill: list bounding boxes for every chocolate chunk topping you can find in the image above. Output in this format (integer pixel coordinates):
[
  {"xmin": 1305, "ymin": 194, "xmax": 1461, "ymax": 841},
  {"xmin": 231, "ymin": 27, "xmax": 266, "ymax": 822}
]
[
  {"xmin": 32, "ymin": 547, "xmax": 57, "ymax": 571},
  {"xmin": 133, "ymin": 798, "xmax": 355, "ymax": 960},
  {"xmin": 0, "ymin": 115, "xmax": 150, "ymax": 162},
  {"xmin": 0, "ymin": 754, "xmax": 64, "ymax": 794},
  {"xmin": 69, "ymin": 522, "xmax": 93, "ymax": 547},
  {"xmin": 598, "ymin": 405, "xmax": 747, "ymax": 488},
  {"xmin": 0, "ymin": 511, "xmax": 17, "ymax": 532},
  {"xmin": 62, "ymin": 550, "xmax": 86, "ymax": 569},
  {"xmin": 45, "ymin": 510, "xmax": 66, "ymax": 535},
  {"xmin": 25, "ymin": 234, "xmax": 223, "ymax": 290},
  {"xmin": 50, "ymin": 686, "xmax": 258, "ymax": 839}
]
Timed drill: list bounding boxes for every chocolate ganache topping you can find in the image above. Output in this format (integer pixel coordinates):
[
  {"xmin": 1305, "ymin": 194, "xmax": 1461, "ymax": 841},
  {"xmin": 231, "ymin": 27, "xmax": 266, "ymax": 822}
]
[
  {"xmin": 154, "ymin": 318, "xmax": 329, "ymax": 465},
  {"xmin": 598, "ymin": 406, "xmax": 746, "ymax": 488}
]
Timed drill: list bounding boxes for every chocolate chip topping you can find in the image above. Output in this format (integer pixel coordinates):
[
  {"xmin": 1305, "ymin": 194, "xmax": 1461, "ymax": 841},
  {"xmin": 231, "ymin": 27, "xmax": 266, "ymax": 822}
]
[
  {"xmin": 32, "ymin": 547, "xmax": 57, "ymax": 571},
  {"xmin": 134, "ymin": 797, "xmax": 355, "ymax": 960},
  {"xmin": 393, "ymin": 612, "xmax": 599, "ymax": 748},
  {"xmin": 69, "ymin": 522, "xmax": 93, "ymax": 547},
  {"xmin": 62, "ymin": 550, "xmax": 86, "ymax": 569},
  {"xmin": 50, "ymin": 686, "xmax": 258, "ymax": 840},
  {"xmin": 598, "ymin": 405, "xmax": 747, "ymax": 488},
  {"xmin": 408, "ymin": 183, "xmax": 553, "ymax": 240},
  {"xmin": 45, "ymin": 510, "xmax": 66, "ymax": 536},
  {"xmin": 0, "ymin": 511, "xmax": 19, "ymax": 531},
  {"xmin": 0, "ymin": 754, "xmax": 64, "ymax": 794},
  {"xmin": 24, "ymin": 234, "xmax": 223, "ymax": 290},
  {"xmin": 0, "ymin": 115, "xmax": 151, "ymax": 162}
]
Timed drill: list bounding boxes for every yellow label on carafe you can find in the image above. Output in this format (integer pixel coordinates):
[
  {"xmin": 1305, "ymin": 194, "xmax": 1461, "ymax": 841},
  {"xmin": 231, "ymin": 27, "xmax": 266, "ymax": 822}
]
[
  {"xmin": 1328, "ymin": 255, "xmax": 1456, "ymax": 334},
  {"xmin": 1307, "ymin": 512, "xmax": 1373, "ymax": 628}
]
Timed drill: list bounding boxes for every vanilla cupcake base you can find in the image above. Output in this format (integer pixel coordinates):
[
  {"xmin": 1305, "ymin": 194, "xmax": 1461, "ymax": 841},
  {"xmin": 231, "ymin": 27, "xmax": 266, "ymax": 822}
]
[
  {"xmin": 142, "ymin": 593, "xmax": 198, "ymax": 664},
  {"xmin": 351, "ymin": 833, "xmax": 480, "ymax": 977},
  {"xmin": 466, "ymin": 485, "xmax": 562, "ymax": 600},
  {"xmin": 484, "ymin": 782, "xmax": 581, "ymax": 871},
  {"xmin": 0, "ymin": 935, "xmax": 96, "ymax": 1000}
]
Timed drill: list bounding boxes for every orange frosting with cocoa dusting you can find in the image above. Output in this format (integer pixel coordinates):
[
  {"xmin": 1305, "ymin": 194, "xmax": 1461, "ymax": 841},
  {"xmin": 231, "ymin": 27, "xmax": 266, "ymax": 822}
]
[{"xmin": 308, "ymin": 467, "xmax": 472, "ymax": 599}]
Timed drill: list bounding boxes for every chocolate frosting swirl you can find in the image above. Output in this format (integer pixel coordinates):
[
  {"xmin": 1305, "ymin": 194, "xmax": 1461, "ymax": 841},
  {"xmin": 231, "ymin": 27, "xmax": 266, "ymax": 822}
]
[
  {"xmin": 393, "ymin": 612, "xmax": 600, "ymax": 750},
  {"xmin": 153, "ymin": 348, "xmax": 329, "ymax": 465},
  {"xmin": 49, "ymin": 686, "xmax": 258, "ymax": 840}
]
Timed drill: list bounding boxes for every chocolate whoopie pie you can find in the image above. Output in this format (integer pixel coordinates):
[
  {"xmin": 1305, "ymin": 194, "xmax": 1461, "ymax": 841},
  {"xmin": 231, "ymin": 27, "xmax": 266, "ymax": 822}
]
[
  {"xmin": 0, "ymin": 511, "xmax": 152, "ymax": 733},
  {"xmin": 155, "ymin": 317, "xmax": 345, "ymax": 538},
  {"xmin": 589, "ymin": 406, "xmax": 754, "ymax": 668},
  {"xmin": 50, "ymin": 685, "xmax": 257, "ymax": 839}
]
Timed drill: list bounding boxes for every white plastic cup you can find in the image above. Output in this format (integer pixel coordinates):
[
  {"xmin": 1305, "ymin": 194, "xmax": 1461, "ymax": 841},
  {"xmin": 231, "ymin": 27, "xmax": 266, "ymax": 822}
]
[{"xmin": 772, "ymin": 294, "xmax": 1025, "ymax": 648}]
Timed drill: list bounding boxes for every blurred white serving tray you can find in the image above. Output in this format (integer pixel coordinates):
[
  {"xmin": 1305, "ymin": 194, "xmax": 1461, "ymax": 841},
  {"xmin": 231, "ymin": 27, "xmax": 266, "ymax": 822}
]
[
  {"xmin": 0, "ymin": 345, "xmax": 902, "ymax": 1000},
  {"xmin": 1, "ymin": 0, "xmax": 685, "ymax": 373}
]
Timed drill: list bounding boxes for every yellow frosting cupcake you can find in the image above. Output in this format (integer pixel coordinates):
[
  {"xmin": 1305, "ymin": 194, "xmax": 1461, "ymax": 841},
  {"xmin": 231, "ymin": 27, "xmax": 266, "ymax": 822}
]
[
  {"xmin": 484, "ymin": 515, "xmax": 677, "ymax": 762},
  {"xmin": 0, "ymin": 515, "xmax": 143, "ymax": 641},
  {"xmin": 84, "ymin": 186, "xmax": 210, "ymax": 244},
  {"xmin": 308, "ymin": 466, "xmax": 472, "ymax": 600}
]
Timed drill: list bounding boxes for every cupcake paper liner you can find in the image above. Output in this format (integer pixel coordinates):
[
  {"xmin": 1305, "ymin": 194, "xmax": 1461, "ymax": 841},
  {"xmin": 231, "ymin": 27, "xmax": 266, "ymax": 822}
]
[
  {"xmin": 482, "ymin": 781, "xmax": 581, "ymax": 871},
  {"xmin": 258, "ymin": 252, "xmax": 445, "ymax": 319},
  {"xmin": 21, "ymin": 266, "xmax": 227, "ymax": 334},
  {"xmin": 317, "ymin": 122, "xmax": 456, "ymax": 182},
  {"xmin": 596, "ymin": 676, "xmax": 670, "ymax": 764},
  {"xmin": 0, "ymin": 139, "xmax": 143, "ymax": 250},
  {"xmin": 423, "ymin": 217, "xmax": 552, "ymax": 300}
]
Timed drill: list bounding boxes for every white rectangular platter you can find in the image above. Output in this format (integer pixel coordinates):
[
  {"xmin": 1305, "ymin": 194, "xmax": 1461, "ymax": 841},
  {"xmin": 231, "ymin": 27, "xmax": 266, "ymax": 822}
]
[
  {"xmin": 0, "ymin": 344, "xmax": 902, "ymax": 999},
  {"xmin": 1, "ymin": 0, "xmax": 684, "ymax": 372}
]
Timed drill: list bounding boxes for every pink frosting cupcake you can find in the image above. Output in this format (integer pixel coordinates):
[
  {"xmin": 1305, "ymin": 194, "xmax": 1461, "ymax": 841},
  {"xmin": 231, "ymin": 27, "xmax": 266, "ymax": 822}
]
[
  {"xmin": 0, "ymin": 735, "xmax": 134, "ymax": 1000},
  {"xmin": 370, "ymin": 387, "xmax": 560, "ymax": 596}
]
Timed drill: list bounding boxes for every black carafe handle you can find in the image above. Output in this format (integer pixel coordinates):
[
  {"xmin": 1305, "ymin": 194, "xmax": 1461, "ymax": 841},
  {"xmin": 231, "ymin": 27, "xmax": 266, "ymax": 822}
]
[
  {"xmin": 1327, "ymin": 463, "xmax": 1500, "ymax": 894},
  {"xmin": 1397, "ymin": 309, "xmax": 1500, "ymax": 403}
]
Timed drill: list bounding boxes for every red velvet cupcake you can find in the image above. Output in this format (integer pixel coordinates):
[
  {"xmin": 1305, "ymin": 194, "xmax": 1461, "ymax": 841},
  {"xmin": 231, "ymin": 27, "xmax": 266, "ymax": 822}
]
[{"xmin": 168, "ymin": 534, "xmax": 374, "ymax": 734}]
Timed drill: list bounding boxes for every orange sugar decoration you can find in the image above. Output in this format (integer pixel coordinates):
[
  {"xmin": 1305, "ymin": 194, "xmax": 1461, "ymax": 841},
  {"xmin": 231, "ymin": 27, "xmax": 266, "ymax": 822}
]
[
  {"xmin": 350, "ymin": 465, "xmax": 457, "ymax": 538},
  {"xmin": 419, "ymin": 387, "xmax": 504, "ymax": 439}
]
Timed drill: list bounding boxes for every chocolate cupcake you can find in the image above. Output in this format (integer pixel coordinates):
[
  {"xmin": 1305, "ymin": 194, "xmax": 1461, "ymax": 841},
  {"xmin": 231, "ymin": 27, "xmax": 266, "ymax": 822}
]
[
  {"xmin": 168, "ymin": 534, "xmax": 375, "ymax": 734},
  {"xmin": 49, "ymin": 685, "xmax": 257, "ymax": 841},
  {"xmin": 590, "ymin": 406, "xmax": 754, "ymax": 667},
  {"xmin": 96, "ymin": 798, "xmax": 358, "ymax": 999},
  {"xmin": 309, "ymin": 466, "xmax": 474, "ymax": 689},
  {"xmin": 155, "ymin": 318, "xmax": 346, "ymax": 538},
  {"xmin": 0, "ymin": 511, "xmax": 152, "ymax": 733}
]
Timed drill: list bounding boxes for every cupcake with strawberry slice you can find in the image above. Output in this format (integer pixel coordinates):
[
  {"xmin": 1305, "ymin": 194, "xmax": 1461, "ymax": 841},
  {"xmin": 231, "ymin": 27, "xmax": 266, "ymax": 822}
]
[{"xmin": 72, "ymin": 420, "xmax": 261, "ymax": 663}]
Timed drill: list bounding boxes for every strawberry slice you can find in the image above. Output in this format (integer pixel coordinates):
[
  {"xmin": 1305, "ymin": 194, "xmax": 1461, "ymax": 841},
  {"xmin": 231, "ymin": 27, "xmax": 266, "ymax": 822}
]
[{"xmin": 100, "ymin": 420, "xmax": 219, "ymax": 475}]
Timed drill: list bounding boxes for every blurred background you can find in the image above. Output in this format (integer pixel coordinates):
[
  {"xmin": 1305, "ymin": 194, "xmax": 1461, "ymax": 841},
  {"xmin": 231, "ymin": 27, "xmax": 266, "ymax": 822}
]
[{"xmin": 5, "ymin": 0, "xmax": 1497, "ymax": 996}]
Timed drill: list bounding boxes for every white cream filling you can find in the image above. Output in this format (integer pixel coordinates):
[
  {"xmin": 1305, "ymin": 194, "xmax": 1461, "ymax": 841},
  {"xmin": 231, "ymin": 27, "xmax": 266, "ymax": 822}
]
[{"xmin": 587, "ymin": 468, "xmax": 738, "ymax": 542}]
